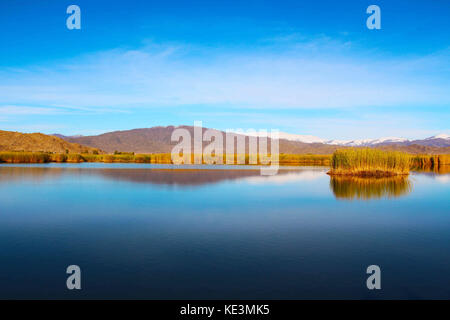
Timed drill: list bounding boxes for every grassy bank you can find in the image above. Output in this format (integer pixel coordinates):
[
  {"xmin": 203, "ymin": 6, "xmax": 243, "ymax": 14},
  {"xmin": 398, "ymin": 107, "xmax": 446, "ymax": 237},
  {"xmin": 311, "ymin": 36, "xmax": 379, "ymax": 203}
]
[
  {"xmin": 279, "ymin": 154, "xmax": 330, "ymax": 165},
  {"xmin": 0, "ymin": 152, "xmax": 52, "ymax": 163},
  {"xmin": 0, "ymin": 151, "xmax": 331, "ymax": 165},
  {"xmin": 1, "ymin": 151, "xmax": 448, "ymax": 170},
  {"xmin": 0, "ymin": 152, "xmax": 173, "ymax": 164},
  {"xmin": 329, "ymin": 148, "xmax": 410, "ymax": 177}
]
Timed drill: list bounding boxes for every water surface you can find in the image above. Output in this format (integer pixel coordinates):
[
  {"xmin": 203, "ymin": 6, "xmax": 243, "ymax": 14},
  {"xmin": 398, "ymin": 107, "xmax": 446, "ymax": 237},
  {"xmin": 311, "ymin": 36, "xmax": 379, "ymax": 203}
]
[{"xmin": 0, "ymin": 163, "xmax": 449, "ymax": 299}]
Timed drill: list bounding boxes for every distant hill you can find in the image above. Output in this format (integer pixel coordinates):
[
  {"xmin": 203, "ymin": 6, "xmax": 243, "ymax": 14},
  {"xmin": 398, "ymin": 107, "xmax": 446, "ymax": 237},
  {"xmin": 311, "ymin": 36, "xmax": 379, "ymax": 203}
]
[
  {"xmin": 0, "ymin": 130, "xmax": 101, "ymax": 154},
  {"xmin": 57, "ymin": 126, "xmax": 180, "ymax": 153},
  {"xmin": 56, "ymin": 126, "xmax": 450, "ymax": 155}
]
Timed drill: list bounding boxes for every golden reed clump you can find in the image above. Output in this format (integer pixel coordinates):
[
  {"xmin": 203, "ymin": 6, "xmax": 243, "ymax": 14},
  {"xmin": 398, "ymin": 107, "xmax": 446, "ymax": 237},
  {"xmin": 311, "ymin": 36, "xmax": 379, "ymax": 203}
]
[{"xmin": 328, "ymin": 148, "xmax": 411, "ymax": 177}]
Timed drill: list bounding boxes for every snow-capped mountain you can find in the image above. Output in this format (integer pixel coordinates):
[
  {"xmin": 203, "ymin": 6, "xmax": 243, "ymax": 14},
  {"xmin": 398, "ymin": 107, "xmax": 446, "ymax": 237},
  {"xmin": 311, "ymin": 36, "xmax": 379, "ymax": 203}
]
[
  {"xmin": 325, "ymin": 137, "xmax": 408, "ymax": 146},
  {"xmin": 249, "ymin": 132, "xmax": 450, "ymax": 147},
  {"xmin": 411, "ymin": 134, "xmax": 450, "ymax": 147},
  {"xmin": 238, "ymin": 131, "xmax": 326, "ymax": 143},
  {"xmin": 275, "ymin": 132, "xmax": 325, "ymax": 143},
  {"xmin": 425, "ymin": 134, "xmax": 450, "ymax": 140}
]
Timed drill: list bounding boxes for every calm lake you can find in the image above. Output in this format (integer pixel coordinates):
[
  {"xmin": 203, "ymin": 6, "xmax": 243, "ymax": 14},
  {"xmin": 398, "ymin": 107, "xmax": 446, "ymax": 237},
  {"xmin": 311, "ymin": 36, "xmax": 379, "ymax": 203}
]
[{"xmin": 0, "ymin": 163, "xmax": 449, "ymax": 299}]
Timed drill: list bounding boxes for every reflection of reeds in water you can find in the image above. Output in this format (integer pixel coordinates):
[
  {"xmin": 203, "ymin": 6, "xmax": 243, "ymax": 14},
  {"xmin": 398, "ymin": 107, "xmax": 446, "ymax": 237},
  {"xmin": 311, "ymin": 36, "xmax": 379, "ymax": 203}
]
[
  {"xmin": 330, "ymin": 176, "xmax": 412, "ymax": 200},
  {"xmin": 411, "ymin": 164, "xmax": 450, "ymax": 175}
]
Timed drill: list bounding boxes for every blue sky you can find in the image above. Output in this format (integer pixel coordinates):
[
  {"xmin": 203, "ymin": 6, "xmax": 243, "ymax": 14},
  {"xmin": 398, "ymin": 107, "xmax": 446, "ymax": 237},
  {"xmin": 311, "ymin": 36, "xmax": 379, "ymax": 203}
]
[{"xmin": 0, "ymin": 0, "xmax": 449, "ymax": 139}]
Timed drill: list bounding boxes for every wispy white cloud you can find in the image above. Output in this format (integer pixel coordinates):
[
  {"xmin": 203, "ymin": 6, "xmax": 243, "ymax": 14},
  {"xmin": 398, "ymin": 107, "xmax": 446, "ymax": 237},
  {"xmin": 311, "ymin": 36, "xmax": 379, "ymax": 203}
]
[
  {"xmin": 1, "ymin": 39, "xmax": 449, "ymax": 111},
  {"xmin": 0, "ymin": 105, "xmax": 64, "ymax": 115}
]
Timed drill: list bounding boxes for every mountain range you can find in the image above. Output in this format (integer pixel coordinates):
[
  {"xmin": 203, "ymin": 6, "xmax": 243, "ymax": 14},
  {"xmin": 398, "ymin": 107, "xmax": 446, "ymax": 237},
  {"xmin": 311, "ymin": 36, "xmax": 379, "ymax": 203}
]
[
  {"xmin": 248, "ymin": 131, "xmax": 450, "ymax": 147},
  {"xmin": 53, "ymin": 126, "xmax": 450, "ymax": 154},
  {"xmin": 1, "ymin": 127, "xmax": 449, "ymax": 155}
]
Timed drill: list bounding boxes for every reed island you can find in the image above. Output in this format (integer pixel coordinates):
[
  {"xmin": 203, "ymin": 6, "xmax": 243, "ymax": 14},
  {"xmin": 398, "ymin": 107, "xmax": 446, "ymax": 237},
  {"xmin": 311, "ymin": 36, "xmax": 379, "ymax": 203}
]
[{"xmin": 328, "ymin": 148, "xmax": 411, "ymax": 177}]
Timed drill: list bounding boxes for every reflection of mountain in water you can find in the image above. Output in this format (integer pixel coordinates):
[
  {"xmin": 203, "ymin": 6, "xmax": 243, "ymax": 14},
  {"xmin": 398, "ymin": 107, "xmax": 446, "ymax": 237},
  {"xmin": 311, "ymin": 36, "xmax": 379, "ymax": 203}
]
[
  {"xmin": 98, "ymin": 168, "xmax": 327, "ymax": 186},
  {"xmin": 98, "ymin": 169, "xmax": 269, "ymax": 186},
  {"xmin": 330, "ymin": 176, "xmax": 412, "ymax": 200},
  {"xmin": 0, "ymin": 166, "xmax": 313, "ymax": 187}
]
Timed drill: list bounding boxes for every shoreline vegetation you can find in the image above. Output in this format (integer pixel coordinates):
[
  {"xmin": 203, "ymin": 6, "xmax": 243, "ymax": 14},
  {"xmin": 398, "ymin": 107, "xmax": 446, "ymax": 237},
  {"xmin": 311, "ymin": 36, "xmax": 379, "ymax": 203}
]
[
  {"xmin": 0, "ymin": 150, "xmax": 449, "ymax": 171},
  {"xmin": 328, "ymin": 149, "xmax": 450, "ymax": 177},
  {"xmin": 0, "ymin": 151, "xmax": 331, "ymax": 166}
]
